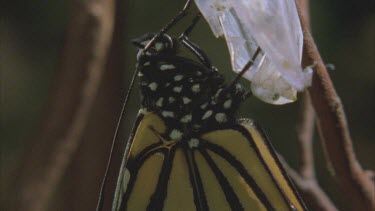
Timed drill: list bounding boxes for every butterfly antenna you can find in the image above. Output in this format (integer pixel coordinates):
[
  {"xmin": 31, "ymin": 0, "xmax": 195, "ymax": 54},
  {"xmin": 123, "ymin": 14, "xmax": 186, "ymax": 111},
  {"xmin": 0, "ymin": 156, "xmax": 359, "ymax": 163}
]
[
  {"xmin": 226, "ymin": 47, "xmax": 262, "ymax": 89},
  {"xmin": 96, "ymin": 63, "xmax": 140, "ymax": 211},
  {"xmin": 142, "ymin": 0, "xmax": 193, "ymax": 52}
]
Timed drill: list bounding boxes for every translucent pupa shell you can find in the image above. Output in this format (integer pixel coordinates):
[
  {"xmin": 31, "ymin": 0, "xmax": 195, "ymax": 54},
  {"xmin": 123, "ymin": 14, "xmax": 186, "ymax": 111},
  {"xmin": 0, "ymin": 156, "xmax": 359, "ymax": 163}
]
[{"xmin": 195, "ymin": 0, "xmax": 312, "ymax": 104}]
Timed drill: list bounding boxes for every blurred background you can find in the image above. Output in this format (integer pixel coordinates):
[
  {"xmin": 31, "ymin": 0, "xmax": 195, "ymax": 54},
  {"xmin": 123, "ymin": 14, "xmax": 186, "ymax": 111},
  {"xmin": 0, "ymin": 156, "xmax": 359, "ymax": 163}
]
[{"xmin": 1, "ymin": 0, "xmax": 374, "ymax": 210}]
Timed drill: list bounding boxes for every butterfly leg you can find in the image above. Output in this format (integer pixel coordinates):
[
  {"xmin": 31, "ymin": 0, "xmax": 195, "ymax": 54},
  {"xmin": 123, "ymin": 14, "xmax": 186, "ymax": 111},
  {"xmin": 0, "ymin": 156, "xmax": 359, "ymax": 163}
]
[
  {"xmin": 226, "ymin": 47, "xmax": 262, "ymax": 88},
  {"xmin": 179, "ymin": 14, "xmax": 216, "ymax": 70},
  {"xmin": 143, "ymin": 0, "xmax": 194, "ymax": 52}
]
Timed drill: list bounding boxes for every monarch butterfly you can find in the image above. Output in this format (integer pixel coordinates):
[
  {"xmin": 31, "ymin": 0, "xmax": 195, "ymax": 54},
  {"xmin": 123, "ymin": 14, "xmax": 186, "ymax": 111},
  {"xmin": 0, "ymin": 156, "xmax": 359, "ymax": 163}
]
[{"xmin": 97, "ymin": 3, "xmax": 307, "ymax": 211}]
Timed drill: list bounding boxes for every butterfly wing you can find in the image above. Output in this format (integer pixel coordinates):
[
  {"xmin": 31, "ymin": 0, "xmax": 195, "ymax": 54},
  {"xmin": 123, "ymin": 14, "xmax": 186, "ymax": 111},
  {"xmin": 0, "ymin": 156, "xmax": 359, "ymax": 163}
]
[
  {"xmin": 197, "ymin": 119, "xmax": 306, "ymax": 211},
  {"xmin": 113, "ymin": 112, "xmax": 306, "ymax": 211},
  {"xmin": 115, "ymin": 111, "xmax": 209, "ymax": 211},
  {"xmin": 112, "ymin": 112, "xmax": 166, "ymax": 210}
]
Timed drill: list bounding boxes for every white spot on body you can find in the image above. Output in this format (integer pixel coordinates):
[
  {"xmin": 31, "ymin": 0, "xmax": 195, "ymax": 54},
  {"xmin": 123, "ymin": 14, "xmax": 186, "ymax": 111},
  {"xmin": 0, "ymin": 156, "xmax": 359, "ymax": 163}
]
[
  {"xmin": 162, "ymin": 111, "xmax": 175, "ymax": 118},
  {"xmin": 191, "ymin": 84, "xmax": 200, "ymax": 93},
  {"xmin": 188, "ymin": 138, "xmax": 200, "ymax": 149},
  {"xmin": 173, "ymin": 86, "xmax": 183, "ymax": 93},
  {"xmin": 141, "ymin": 40, "xmax": 150, "ymax": 46},
  {"xmin": 174, "ymin": 75, "xmax": 184, "ymax": 81},
  {"xmin": 202, "ymin": 110, "xmax": 213, "ymax": 120},
  {"xmin": 170, "ymin": 129, "xmax": 183, "ymax": 140},
  {"xmin": 138, "ymin": 108, "xmax": 148, "ymax": 114},
  {"xmin": 160, "ymin": 64, "xmax": 176, "ymax": 70},
  {"xmin": 149, "ymin": 82, "xmax": 158, "ymax": 91},
  {"xmin": 155, "ymin": 42, "xmax": 163, "ymax": 51},
  {"xmin": 168, "ymin": 97, "xmax": 175, "ymax": 103},
  {"xmin": 193, "ymin": 124, "xmax": 201, "ymax": 129},
  {"xmin": 215, "ymin": 89, "xmax": 223, "ymax": 98},
  {"xmin": 143, "ymin": 62, "xmax": 151, "ymax": 66},
  {"xmin": 215, "ymin": 113, "xmax": 228, "ymax": 123},
  {"xmin": 200, "ymin": 103, "xmax": 208, "ymax": 109},
  {"xmin": 183, "ymin": 97, "xmax": 191, "ymax": 104},
  {"xmin": 156, "ymin": 97, "xmax": 164, "ymax": 107},
  {"xmin": 138, "ymin": 72, "xmax": 144, "ymax": 77},
  {"xmin": 180, "ymin": 114, "xmax": 192, "ymax": 123},
  {"xmin": 223, "ymin": 100, "xmax": 232, "ymax": 109}
]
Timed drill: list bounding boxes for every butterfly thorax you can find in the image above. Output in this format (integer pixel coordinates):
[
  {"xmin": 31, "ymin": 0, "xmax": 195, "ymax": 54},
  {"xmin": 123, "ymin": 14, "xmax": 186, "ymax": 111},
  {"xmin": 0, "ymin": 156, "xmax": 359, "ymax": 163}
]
[
  {"xmin": 137, "ymin": 53, "xmax": 246, "ymax": 141},
  {"xmin": 132, "ymin": 33, "xmax": 246, "ymax": 142}
]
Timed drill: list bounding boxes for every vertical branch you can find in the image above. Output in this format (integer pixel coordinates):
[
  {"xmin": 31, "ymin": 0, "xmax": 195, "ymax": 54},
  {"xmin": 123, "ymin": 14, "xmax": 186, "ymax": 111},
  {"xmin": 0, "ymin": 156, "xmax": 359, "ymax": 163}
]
[
  {"xmin": 279, "ymin": 2, "xmax": 338, "ymax": 209},
  {"xmin": 291, "ymin": 92, "xmax": 338, "ymax": 211},
  {"xmin": 295, "ymin": 0, "xmax": 375, "ymax": 210},
  {"xmin": 60, "ymin": 0, "xmax": 127, "ymax": 209},
  {"xmin": 297, "ymin": 92, "xmax": 315, "ymax": 180},
  {"xmin": 8, "ymin": 0, "xmax": 115, "ymax": 210}
]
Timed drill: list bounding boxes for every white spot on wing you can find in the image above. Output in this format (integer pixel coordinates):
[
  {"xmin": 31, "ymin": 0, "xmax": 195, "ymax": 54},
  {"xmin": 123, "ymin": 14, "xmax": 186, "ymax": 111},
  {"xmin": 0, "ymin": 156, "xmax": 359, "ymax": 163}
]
[
  {"xmin": 143, "ymin": 62, "xmax": 151, "ymax": 66},
  {"xmin": 123, "ymin": 168, "xmax": 131, "ymax": 191},
  {"xmin": 160, "ymin": 64, "xmax": 176, "ymax": 70}
]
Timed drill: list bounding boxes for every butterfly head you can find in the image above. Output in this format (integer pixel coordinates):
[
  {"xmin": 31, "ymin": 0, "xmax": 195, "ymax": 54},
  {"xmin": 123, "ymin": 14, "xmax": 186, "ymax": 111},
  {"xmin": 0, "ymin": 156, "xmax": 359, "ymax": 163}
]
[{"xmin": 132, "ymin": 33, "xmax": 177, "ymax": 61}]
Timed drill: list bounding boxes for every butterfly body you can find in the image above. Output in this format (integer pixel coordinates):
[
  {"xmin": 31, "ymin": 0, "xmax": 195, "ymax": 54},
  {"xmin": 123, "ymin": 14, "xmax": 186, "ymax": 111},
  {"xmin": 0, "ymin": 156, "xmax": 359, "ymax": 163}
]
[
  {"xmin": 111, "ymin": 34, "xmax": 307, "ymax": 211},
  {"xmin": 139, "ymin": 53, "xmax": 245, "ymax": 139}
]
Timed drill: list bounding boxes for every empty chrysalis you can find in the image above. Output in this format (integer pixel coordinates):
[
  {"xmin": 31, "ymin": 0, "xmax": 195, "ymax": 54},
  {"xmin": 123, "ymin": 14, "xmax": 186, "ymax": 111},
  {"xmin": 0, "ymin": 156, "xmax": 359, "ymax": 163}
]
[{"xmin": 195, "ymin": 0, "xmax": 312, "ymax": 104}]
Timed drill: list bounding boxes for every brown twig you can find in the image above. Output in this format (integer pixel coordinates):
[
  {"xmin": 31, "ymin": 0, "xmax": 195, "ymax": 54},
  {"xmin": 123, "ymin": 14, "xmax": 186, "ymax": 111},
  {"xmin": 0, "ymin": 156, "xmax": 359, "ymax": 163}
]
[
  {"xmin": 297, "ymin": 92, "xmax": 315, "ymax": 180},
  {"xmin": 279, "ymin": 2, "xmax": 338, "ymax": 210},
  {"xmin": 280, "ymin": 92, "xmax": 338, "ymax": 211},
  {"xmin": 278, "ymin": 154, "xmax": 338, "ymax": 211},
  {"xmin": 295, "ymin": 0, "xmax": 375, "ymax": 210},
  {"xmin": 7, "ymin": 0, "xmax": 115, "ymax": 210}
]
